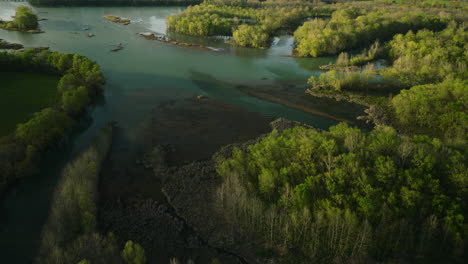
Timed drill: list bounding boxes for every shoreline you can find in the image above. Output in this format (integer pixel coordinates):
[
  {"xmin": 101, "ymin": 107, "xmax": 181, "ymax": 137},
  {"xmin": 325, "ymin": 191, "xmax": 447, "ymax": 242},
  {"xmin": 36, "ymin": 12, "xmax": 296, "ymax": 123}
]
[
  {"xmin": 235, "ymin": 83, "xmax": 367, "ymax": 126},
  {"xmin": 159, "ymin": 117, "xmax": 318, "ymax": 263}
]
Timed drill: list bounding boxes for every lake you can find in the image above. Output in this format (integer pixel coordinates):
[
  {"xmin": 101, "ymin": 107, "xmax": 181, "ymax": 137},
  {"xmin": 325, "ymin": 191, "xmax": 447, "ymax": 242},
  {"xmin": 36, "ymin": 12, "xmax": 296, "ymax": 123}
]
[{"xmin": 0, "ymin": 3, "xmax": 360, "ymax": 263}]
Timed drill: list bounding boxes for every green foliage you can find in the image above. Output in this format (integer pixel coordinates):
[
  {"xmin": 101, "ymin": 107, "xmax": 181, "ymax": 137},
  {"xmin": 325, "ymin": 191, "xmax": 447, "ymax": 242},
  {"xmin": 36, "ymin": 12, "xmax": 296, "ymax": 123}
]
[
  {"xmin": 166, "ymin": 5, "xmax": 233, "ymax": 36},
  {"xmin": 217, "ymin": 124, "xmax": 467, "ymax": 262},
  {"xmin": 121, "ymin": 241, "xmax": 147, "ymax": 264},
  {"xmin": 15, "ymin": 108, "xmax": 73, "ymax": 150},
  {"xmin": 166, "ymin": 2, "xmax": 333, "ymax": 48},
  {"xmin": 28, "ymin": 0, "xmax": 202, "ymax": 6},
  {"xmin": 307, "ymin": 20, "xmax": 467, "ymax": 147},
  {"xmin": 36, "ymin": 125, "xmax": 116, "ymax": 264},
  {"xmin": 391, "ymin": 78, "xmax": 468, "ymax": 145},
  {"xmin": 233, "ymin": 24, "xmax": 270, "ymax": 48},
  {"xmin": 0, "ymin": 5, "xmax": 38, "ymax": 31},
  {"xmin": 0, "ymin": 49, "xmax": 104, "ymax": 197},
  {"xmin": 62, "ymin": 86, "xmax": 90, "ymax": 116},
  {"xmin": 335, "ymin": 41, "xmax": 384, "ymax": 67},
  {"xmin": 383, "ymin": 22, "xmax": 467, "ymax": 86},
  {"xmin": 294, "ymin": 8, "xmax": 448, "ymax": 57},
  {"xmin": 308, "ymin": 64, "xmax": 376, "ymax": 92},
  {"xmin": 13, "ymin": 6, "xmax": 38, "ymax": 30}
]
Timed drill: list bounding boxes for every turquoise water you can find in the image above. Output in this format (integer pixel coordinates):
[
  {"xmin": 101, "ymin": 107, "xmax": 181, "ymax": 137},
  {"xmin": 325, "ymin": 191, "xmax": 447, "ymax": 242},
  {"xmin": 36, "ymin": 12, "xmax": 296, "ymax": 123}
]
[
  {"xmin": 0, "ymin": 3, "xmax": 350, "ymax": 263},
  {"xmin": 1, "ymin": 4, "xmax": 338, "ymax": 141}
]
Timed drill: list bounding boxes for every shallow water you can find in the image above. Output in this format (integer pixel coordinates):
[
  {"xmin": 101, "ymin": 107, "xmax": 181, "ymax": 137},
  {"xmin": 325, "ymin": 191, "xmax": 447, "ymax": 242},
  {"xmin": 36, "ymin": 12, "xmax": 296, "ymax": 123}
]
[{"xmin": 0, "ymin": 3, "xmax": 357, "ymax": 263}]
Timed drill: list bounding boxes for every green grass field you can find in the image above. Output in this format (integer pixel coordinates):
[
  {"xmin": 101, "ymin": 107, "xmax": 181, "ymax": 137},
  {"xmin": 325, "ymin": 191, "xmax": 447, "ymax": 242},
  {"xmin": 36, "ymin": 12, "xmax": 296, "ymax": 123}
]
[{"xmin": 0, "ymin": 72, "xmax": 59, "ymax": 137}]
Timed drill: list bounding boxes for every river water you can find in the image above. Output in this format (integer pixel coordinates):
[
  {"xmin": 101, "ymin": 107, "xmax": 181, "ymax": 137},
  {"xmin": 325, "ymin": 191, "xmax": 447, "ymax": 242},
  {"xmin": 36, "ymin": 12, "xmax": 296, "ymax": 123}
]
[{"xmin": 0, "ymin": 3, "xmax": 359, "ymax": 263}]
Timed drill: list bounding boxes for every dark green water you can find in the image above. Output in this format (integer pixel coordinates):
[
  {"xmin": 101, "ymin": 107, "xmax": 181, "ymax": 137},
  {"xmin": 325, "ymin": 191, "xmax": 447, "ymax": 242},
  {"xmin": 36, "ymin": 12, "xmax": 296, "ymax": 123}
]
[{"xmin": 0, "ymin": 3, "xmax": 349, "ymax": 263}]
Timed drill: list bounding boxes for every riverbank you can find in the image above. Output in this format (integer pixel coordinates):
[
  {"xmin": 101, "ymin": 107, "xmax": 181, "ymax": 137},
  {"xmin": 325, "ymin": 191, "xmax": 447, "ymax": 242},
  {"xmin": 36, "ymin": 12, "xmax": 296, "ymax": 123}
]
[
  {"xmin": 306, "ymin": 88, "xmax": 388, "ymax": 108},
  {"xmin": 159, "ymin": 117, "xmax": 318, "ymax": 264},
  {"xmin": 0, "ymin": 39, "xmax": 24, "ymax": 49},
  {"xmin": 0, "ymin": 22, "xmax": 45, "ymax": 34},
  {"xmin": 235, "ymin": 80, "xmax": 367, "ymax": 126}
]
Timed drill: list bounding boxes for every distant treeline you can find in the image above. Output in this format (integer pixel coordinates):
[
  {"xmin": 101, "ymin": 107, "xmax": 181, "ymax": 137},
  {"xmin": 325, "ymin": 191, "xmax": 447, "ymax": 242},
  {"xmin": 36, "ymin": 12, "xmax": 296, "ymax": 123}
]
[
  {"xmin": 167, "ymin": 2, "xmax": 334, "ymax": 48},
  {"xmin": 293, "ymin": 7, "xmax": 448, "ymax": 57},
  {"xmin": 0, "ymin": 49, "xmax": 104, "ymax": 197},
  {"xmin": 28, "ymin": 0, "xmax": 202, "ymax": 6}
]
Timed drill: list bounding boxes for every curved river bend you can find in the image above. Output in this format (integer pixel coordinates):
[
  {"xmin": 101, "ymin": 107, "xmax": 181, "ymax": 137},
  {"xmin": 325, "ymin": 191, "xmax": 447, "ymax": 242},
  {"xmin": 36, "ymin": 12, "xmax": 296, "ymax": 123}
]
[{"xmin": 0, "ymin": 3, "xmax": 360, "ymax": 263}]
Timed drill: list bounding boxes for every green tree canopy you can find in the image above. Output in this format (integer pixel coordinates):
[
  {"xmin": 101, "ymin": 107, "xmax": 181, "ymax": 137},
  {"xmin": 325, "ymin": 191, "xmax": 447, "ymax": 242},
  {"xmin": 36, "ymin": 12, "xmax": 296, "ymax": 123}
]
[
  {"xmin": 13, "ymin": 6, "xmax": 38, "ymax": 30},
  {"xmin": 121, "ymin": 241, "xmax": 146, "ymax": 264}
]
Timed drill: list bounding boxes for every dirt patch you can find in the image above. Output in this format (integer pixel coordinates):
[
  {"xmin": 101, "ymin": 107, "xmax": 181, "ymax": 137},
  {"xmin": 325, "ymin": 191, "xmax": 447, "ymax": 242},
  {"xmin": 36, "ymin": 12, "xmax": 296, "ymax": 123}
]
[
  {"xmin": 142, "ymin": 97, "xmax": 273, "ymax": 166},
  {"xmin": 235, "ymin": 80, "xmax": 368, "ymax": 127},
  {"xmin": 98, "ymin": 97, "xmax": 273, "ymax": 263}
]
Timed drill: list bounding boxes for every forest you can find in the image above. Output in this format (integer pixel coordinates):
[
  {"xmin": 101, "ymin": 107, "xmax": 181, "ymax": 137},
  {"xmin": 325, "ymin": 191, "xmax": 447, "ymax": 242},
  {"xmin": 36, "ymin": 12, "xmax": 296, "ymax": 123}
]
[
  {"xmin": 216, "ymin": 124, "xmax": 467, "ymax": 263},
  {"xmin": 307, "ymin": 22, "xmax": 467, "ymax": 145},
  {"xmin": 166, "ymin": 1, "xmax": 333, "ymax": 48},
  {"xmin": 165, "ymin": 0, "xmax": 466, "ymax": 49},
  {"xmin": 210, "ymin": 0, "xmax": 467, "ymax": 263},
  {"xmin": 0, "ymin": 49, "xmax": 104, "ymax": 197},
  {"xmin": 293, "ymin": 8, "xmax": 447, "ymax": 57}
]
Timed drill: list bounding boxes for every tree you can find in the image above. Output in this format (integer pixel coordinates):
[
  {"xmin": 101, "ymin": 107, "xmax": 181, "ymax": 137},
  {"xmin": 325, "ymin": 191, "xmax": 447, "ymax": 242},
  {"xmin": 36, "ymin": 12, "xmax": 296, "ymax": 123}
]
[
  {"xmin": 216, "ymin": 124, "xmax": 467, "ymax": 262},
  {"xmin": 13, "ymin": 6, "xmax": 38, "ymax": 30},
  {"xmin": 391, "ymin": 78, "xmax": 468, "ymax": 144},
  {"xmin": 62, "ymin": 86, "xmax": 90, "ymax": 115},
  {"xmin": 15, "ymin": 108, "xmax": 73, "ymax": 150},
  {"xmin": 121, "ymin": 241, "xmax": 146, "ymax": 264}
]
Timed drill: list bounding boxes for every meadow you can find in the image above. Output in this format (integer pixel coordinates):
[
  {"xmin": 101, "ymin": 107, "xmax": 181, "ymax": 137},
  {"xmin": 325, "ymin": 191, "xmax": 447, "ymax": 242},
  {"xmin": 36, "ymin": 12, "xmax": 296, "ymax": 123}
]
[{"xmin": 0, "ymin": 71, "xmax": 59, "ymax": 136}]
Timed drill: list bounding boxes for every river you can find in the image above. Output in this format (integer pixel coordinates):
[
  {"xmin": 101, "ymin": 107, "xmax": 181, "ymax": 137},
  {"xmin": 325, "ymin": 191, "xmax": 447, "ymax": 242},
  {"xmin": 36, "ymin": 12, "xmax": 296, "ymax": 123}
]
[{"xmin": 0, "ymin": 3, "xmax": 360, "ymax": 263}]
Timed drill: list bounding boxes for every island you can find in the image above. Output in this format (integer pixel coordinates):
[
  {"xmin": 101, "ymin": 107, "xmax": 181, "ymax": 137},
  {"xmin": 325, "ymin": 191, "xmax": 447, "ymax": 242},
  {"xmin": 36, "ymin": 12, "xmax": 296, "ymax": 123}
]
[
  {"xmin": 0, "ymin": 39, "xmax": 23, "ymax": 50},
  {"xmin": 139, "ymin": 32, "xmax": 224, "ymax": 52},
  {"xmin": 104, "ymin": 15, "xmax": 131, "ymax": 25},
  {"xmin": 0, "ymin": 6, "xmax": 43, "ymax": 33}
]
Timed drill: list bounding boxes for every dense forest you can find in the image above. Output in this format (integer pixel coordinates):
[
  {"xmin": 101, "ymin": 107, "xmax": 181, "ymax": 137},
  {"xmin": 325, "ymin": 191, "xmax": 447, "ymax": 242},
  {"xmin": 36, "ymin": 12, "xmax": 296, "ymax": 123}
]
[
  {"xmin": 293, "ymin": 8, "xmax": 447, "ymax": 57},
  {"xmin": 165, "ymin": 0, "xmax": 466, "ymax": 49},
  {"xmin": 208, "ymin": 0, "xmax": 468, "ymax": 263},
  {"xmin": 216, "ymin": 124, "xmax": 467, "ymax": 263},
  {"xmin": 166, "ymin": 1, "xmax": 333, "ymax": 48},
  {"xmin": 0, "ymin": 49, "xmax": 104, "ymax": 197},
  {"xmin": 307, "ymin": 22, "xmax": 467, "ymax": 145}
]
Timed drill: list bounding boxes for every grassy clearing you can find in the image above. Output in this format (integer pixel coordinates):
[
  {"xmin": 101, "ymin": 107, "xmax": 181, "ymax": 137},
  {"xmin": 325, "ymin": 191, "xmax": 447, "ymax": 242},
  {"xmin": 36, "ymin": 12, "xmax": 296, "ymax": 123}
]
[{"xmin": 0, "ymin": 71, "xmax": 59, "ymax": 136}]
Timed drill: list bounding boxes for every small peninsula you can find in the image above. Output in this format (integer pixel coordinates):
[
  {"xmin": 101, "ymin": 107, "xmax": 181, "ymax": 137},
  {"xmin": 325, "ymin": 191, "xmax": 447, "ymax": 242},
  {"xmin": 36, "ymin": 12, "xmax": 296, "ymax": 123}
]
[{"xmin": 104, "ymin": 15, "xmax": 131, "ymax": 25}]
